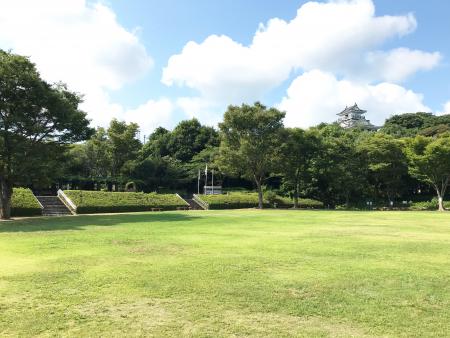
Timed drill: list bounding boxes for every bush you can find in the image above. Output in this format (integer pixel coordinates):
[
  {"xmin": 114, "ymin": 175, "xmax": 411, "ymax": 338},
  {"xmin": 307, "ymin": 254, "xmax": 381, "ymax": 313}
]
[
  {"xmin": 409, "ymin": 198, "xmax": 450, "ymax": 211},
  {"xmin": 197, "ymin": 192, "xmax": 323, "ymax": 210},
  {"xmin": 264, "ymin": 191, "xmax": 278, "ymax": 206},
  {"xmin": 273, "ymin": 196, "xmax": 324, "ymax": 209},
  {"xmin": 199, "ymin": 192, "xmax": 269, "ymax": 209},
  {"xmin": 63, "ymin": 190, "xmax": 188, "ymax": 214},
  {"xmin": 11, "ymin": 188, "xmax": 42, "ymax": 217}
]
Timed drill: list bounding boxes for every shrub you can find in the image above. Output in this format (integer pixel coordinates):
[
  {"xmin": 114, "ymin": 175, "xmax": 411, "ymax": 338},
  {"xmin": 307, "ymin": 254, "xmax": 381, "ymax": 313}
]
[
  {"xmin": 11, "ymin": 188, "xmax": 42, "ymax": 217},
  {"xmin": 273, "ymin": 196, "xmax": 324, "ymax": 209},
  {"xmin": 199, "ymin": 192, "xmax": 269, "ymax": 209},
  {"xmin": 197, "ymin": 192, "xmax": 323, "ymax": 210},
  {"xmin": 409, "ymin": 198, "xmax": 450, "ymax": 211},
  {"xmin": 63, "ymin": 190, "xmax": 188, "ymax": 214},
  {"xmin": 264, "ymin": 191, "xmax": 278, "ymax": 206}
]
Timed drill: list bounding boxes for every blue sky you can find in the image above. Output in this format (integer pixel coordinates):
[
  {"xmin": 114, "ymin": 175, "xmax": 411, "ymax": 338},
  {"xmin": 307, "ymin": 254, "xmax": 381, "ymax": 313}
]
[
  {"xmin": 1, "ymin": 0, "xmax": 449, "ymax": 135},
  {"xmin": 110, "ymin": 0, "xmax": 450, "ymax": 110}
]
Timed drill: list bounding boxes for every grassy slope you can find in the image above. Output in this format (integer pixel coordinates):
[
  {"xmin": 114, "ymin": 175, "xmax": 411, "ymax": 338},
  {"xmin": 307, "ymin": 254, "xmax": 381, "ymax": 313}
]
[{"xmin": 0, "ymin": 210, "xmax": 449, "ymax": 337}]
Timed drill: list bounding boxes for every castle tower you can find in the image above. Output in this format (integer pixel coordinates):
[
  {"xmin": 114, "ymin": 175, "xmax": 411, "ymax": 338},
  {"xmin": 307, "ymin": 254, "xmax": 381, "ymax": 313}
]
[{"xmin": 337, "ymin": 103, "xmax": 376, "ymax": 130}]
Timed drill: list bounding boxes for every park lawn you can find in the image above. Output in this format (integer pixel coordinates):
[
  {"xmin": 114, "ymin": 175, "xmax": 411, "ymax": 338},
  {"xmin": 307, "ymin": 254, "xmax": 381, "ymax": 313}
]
[{"xmin": 0, "ymin": 211, "xmax": 449, "ymax": 337}]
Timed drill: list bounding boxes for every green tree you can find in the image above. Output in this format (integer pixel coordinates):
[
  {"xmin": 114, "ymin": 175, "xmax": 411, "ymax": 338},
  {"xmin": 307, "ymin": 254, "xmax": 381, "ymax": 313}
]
[
  {"xmin": 218, "ymin": 102, "xmax": 285, "ymax": 209},
  {"xmin": 405, "ymin": 134, "xmax": 450, "ymax": 211},
  {"xmin": 310, "ymin": 124, "xmax": 369, "ymax": 208},
  {"xmin": 279, "ymin": 128, "xmax": 319, "ymax": 208},
  {"xmin": 0, "ymin": 50, "xmax": 92, "ymax": 219},
  {"xmin": 168, "ymin": 118, "xmax": 219, "ymax": 162},
  {"xmin": 141, "ymin": 127, "xmax": 171, "ymax": 158},
  {"xmin": 85, "ymin": 127, "xmax": 111, "ymax": 178},
  {"xmin": 358, "ymin": 133, "xmax": 408, "ymax": 205},
  {"xmin": 107, "ymin": 119, "xmax": 141, "ymax": 178}
]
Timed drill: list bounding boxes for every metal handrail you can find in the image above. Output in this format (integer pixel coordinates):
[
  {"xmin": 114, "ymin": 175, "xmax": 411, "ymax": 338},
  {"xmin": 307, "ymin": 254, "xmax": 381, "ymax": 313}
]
[
  {"xmin": 175, "ymin": 193, "xmax": 190, "ymax": 206},
  {"xmin": 193, "ymin": 194, "xmax": 209, "ymax": 210},
  {"xmin": 57, "ymin": 189, "xmax": 77, "ymax": 213}
]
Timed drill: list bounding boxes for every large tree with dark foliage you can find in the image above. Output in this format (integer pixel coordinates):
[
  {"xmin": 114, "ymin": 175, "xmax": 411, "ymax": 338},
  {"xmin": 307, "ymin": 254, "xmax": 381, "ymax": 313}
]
[
  {"xmin": 168, "ymin": 118, "xmax": 219, "ymax": 162},
  {"xmin": 279, "ymin": 128, "xmax": 319, "ymax": 208},
  {"xmin": 0, "ymin": 50, "xmax": 92, "ymax": 219},
  {"xmin": 218, "ymin": 102, "xmax": 285, "ymax": 209},
  {"xmin": 358, "ymin": 133, "xmax": 409, "ymax": 204}
]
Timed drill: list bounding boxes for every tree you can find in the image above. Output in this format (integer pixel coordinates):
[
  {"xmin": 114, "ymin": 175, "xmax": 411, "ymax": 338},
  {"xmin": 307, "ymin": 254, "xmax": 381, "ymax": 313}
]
[
  {"xmin": 0, "ymin": 50, "xmax": 92, "ymax": 219},
  {"xmin": 168, "ymin": 118, "xmax": 219, "ymax": 162},
  {"xmin": 85, "ymin": 127, "xmax": 111, "ymax": 178},
  {"xmin": 141, "ymin": 127, "xmax": 171, "ymax": 158},
  {"xmin": 405, "ymin": 134, "xmax": 450, "ymax": 211},
  {"xmin": 279, "ymin": 128, "xmax": 319, "ymax": 208},
  {"xmin": 218, "ymin": 102, "xmax": 285, "ymax": 209},
  {"xmin": 309, "ymin": 124, "xmax": 369, "ymax": 208},
  {"xmin": 358, "ymin": 133, "xmax": 408, "ymax": 205},
  {"xmin": 107, "ymin": 119, "xmax": 141, "ymax": 178}
]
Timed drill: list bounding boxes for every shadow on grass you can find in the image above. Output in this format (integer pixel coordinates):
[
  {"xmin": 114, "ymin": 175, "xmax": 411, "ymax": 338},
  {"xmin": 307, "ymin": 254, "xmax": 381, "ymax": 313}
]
[{"xmin": 0, "ymin": 212, "xmax": 200, "ymax": 233}]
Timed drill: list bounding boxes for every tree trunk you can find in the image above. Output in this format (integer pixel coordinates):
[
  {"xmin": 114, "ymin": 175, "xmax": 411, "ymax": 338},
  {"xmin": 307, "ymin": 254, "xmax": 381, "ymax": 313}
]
[
  {"xmin": 0, "ymin": 178, "xmax": 13, "ymax": 219},
  {"xmin": 437, "ymin": 191, "xmax": 445, "ymax": 212},
  {"xmin": 293, "ymin": 183, "xmax": 299, "ymax": 209},
  {"xmin": 436, "ymin": 182, "xmax": 447, "ymax": 212},
  {"xmin": 255, "ymin": 178, "xmax": 263, "ymax": 209}
]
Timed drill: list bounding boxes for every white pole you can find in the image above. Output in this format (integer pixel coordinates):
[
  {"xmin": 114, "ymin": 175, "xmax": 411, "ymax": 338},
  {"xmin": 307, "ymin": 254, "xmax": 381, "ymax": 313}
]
[
  {"xmin": 212, "ymin": 169, "xmax": 214, "ymax": 194},
  {"xmin": 197, "ymin": 169, "xmax": 200, "ymax": 195},
  {"xmin": 204, "ymin": 164, "xmax": 208, "ymax": 195}
]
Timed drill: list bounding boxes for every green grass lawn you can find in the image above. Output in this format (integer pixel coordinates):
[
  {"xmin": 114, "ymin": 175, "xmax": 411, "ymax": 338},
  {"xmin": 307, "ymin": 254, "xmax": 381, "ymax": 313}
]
[{"xmin": 1, "ymin": 210, "xmax": 449, "ymax": 337}]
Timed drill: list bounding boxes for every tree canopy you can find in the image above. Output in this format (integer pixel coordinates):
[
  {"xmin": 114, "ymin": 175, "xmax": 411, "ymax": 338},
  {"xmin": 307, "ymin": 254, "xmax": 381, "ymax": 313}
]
[{"xmin": 0, "ymin": 49, "xmax": 92, "ymax": 218}]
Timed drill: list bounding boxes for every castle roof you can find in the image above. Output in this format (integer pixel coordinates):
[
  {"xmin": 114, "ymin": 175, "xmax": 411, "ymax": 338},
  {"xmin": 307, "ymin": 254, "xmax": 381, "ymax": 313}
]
[{"xmin": 337, "ymin": 103, "xmax": 367, "ymax": 116}]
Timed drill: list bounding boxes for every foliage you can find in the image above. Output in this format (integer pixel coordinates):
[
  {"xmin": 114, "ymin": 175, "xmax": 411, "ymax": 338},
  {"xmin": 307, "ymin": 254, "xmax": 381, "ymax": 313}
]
[
  {"xmin": 278, "ymin": 128, "xmax": 320, "ymax": 208},
  {"xmin": 405, "ymin": 134, "xmax": 450, "ymax": 211},
  {"xmin": 307, "ymin": 124, "xmax": 369, "ymax": 207},
  {"xmin": 409, "ymin": 198, "xmax": 450, "ymax": 210},
  {"xmin": 218, "ymin": 102, "xmax": 285, "ymax": 208},
  {"xmin": 272, "ymin": 195, "xmax": 324, "ymax": 209},
  {"xmin": 107, "ymin": 119, "xmax": 141, "ymax": 177},
  {"xmin": 197, "ymin": 192, "xmax": 322, "ymax": 209},
  {"xmin": 381, "ymin": 112, "xmax": 450, "ymax": 137},
  {"xmin": 357, "ymin": 133, "xmax": 408, "ymax": 202},
  {"xmin": 63, "ymin": 190, "xmax": 187, "ymax": 214},
  {"xmin": 10, "ymin": 188, "xmax": 42, "ymax": 217},
  {"xmin": 0, "ymin": 50, "xmax": 92, "ymax": 218},
  {"xmin": 263, "ymin": 190, "xmax": 278, "ymax": 206},
  {"xmin": 199, "ymin": 192, "xmax": 270, "ymax": 209},
  {"xmin": 168, "ymin": 118, "xmax": 219, "ymax": 162}
]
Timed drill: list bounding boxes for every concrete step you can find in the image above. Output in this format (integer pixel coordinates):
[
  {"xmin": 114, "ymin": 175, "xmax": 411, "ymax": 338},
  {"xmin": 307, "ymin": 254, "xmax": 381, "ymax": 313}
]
[{"xmin": 36, "ymin": 196, "xmax": 72, "ymax": 216}]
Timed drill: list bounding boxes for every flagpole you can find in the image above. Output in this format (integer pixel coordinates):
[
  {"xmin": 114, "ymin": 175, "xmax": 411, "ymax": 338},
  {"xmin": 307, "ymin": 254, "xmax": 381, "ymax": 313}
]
[
  {"xmin": 212, "ymin": 169, "xmax": 214, "ymax": 195},
  {"xmin": 197, "ymin": 169, "xmax": 200, "ymax": 195},
  {"xmin": 204, "ymin": 164, "xmax": 208, "ymax": 195}
]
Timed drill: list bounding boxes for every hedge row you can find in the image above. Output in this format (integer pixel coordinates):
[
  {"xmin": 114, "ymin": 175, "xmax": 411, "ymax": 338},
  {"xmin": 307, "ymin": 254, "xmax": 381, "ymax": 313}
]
[
  {"xmin": 409, "ymin": 199, "xmax": 450, "ymax": 211},
  {"xmin": 11, "ymin": 188, "xmax": 42, "ymax": 217},
  {"xmin": 197, "ymin": 192, "xmax": 323, "ymax": 210},
  {"xmin": 63, "ymin": 190, "xmax": 188, "ymax": 214},
  {"xmin": 273, "ymin": 196, "xmax": 324, "ymax": 209}
]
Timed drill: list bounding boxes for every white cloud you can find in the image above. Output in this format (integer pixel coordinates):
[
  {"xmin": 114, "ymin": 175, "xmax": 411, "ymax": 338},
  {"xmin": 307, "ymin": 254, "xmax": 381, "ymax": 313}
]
[
  {"xmin": 163, "ymin": 0, "xmax": 439, "ymax": 125},
  {"xmin": 437, "ymin": 101, "xmax": 450, "ymax": 116},
  {"xmin": 445, "ymin": 101, "xmax": 450, "ymax": 114},
  {"xmin": 365, "ymin": 48, "xmax": 441, "ymax": 83},
  {"xmin": 0, "ymin": 0, "xmax": 154, "ymax": 130},
  {"xmin": 176, "ymin": 97, "xmax": 223, "ymax": 126},
  {"xmin": 124, "ymin": 98, "xmax": 175, "ymax": 135},
  {"xmin": 278, "ymin": 70, "xmax": 430, "ymax": 128}
]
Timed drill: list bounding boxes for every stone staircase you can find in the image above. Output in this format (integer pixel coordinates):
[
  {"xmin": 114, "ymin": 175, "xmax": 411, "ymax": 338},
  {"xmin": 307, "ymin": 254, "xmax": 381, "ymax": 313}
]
[
  {"xmin": 36, "ymin": 196, "xmax": 72, "ymax": 216},
  {"xmin": 186, "ymin": 198, "xmax": 206, "ymax": 210}
]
